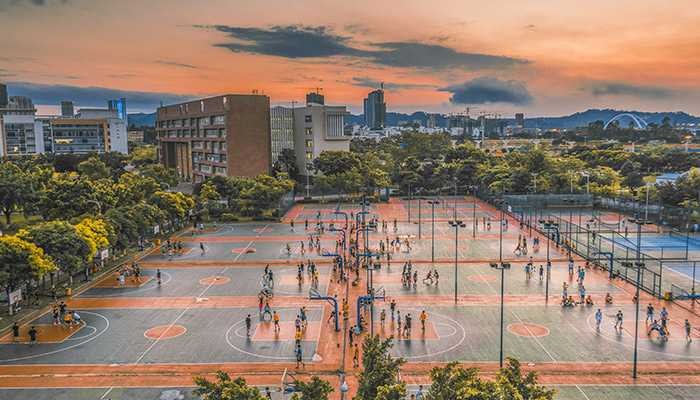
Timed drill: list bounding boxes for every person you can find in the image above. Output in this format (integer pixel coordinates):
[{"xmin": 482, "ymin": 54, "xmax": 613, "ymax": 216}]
[
  {"xmin": 168, "ymin": 248, "xmax": 172, "ymax": 261},
  {"xmin": 396, "ymin": 311, "xmax": 402, "ymax": 336},
  {"xmin": 585, "ymin": 295, "xmax": 594, "ymax": 306},
  {"xmin": 264, "ymin": 387, "xmax": 272, "ymax": 399},
  {"xmin": 568, "ymin": 260, "xmax": 574, "ymax": 275},
  {"xmin": 562, "ymin": 282, "xmax": 568, "ymax": 297},
  {"xmin": 595, "ymin": 309, "xmax": 602, "ymax": 329},
  {"xmin": 420, "ymin": 310, "xmax": 427, "ymax": 330},
  {"xmin": 296, "ymin": 344, "xmax": 305, "ymax": 368},
  {"xmin": 65, "ymin": 312, "xmax": 74, "ymax": 327},
  {"xmin": 72, "ymin": 311, "xmax": 84, "ymax": 324},
  {"xmin": 262, "ymin": 302, "xmax": 272, "ymax": 321},
  {"xmin": 328, "ymin": 309, "xmax": 337, "ymax": 324},
  {"xmin": 59, "ymin": 302, "xmax": 67, "ymax": 318},
  {"xmin": 580, "ymin": 286, "xmax": 586, "ymax": 304},
  {"xmin": 119, "ymin": 273, "xmax": 125, "ymax": 287},
  {"xmin": 349, "ymin": 325, "xmax": 354, "ymax": 347},
  {"xmin": 539, "ymin": 265, "xmax": 543, "ymax": 281},
  {"xmin": 28, "ymin": 326, "xmax": 37, "ymax": 347},
  {"xmin": 686, "ymin": 319, "xmax": 692, "ymax": 342},
  {"xmin": 200, "ymin": 242, "xmax": 205, "ymax": 254},
  {"xmin": 12, "ymin": 322, "xmax": 19, "ymax": 343},
  {"xmin": 273, "ymin": 311, "xmax": 280, "ymax": 333},
  {"xmin": 615, "ymin": 310, "xmax": 624, "ymax": 330},
  {"xmin": 605, "ymin": 293, "xmax": 613, "ymax": 305},
  {"xmin": 405, "ymin": 314, "xmax": 412, "ymax": 336},
  {"xmin": 660, "ymin": 307, "xmax": 669, "ymax": 329},
  {"xmin": 390, "ymin": 300, "xmax": 396, "ymax": 321},
  {"xmin": 646, "ymin": 304, "xmax": 654, "ymax": 323},
  {"xmin": 157, "ymin": 269, "xmax": 162, "ymax": 285},
  {"xmin": 525, "ymin": 263, "xmax": 531, "ymax": 279},
  {"xmin": 416, "ymin": 385, "xmax": 424, "ymax": 399},
  {"xmin": 300, "ymin": 307, "xmax": 308, "ymax": 327},
  {"xmin": 353, "ymin": 344, "xmax": 360, "ymax": 367},
  {"xmin": 295, "ymin": 329, "xmax": 302, "ymax": 349},
  {"xmin": 52, "ymin": 306, "xmax": 60, "ymax": 325},
  {"xmin": 380, "ymin": 309, "xmax": 386, "ymax": 326},
  {"xmin": 246, "ymin": 314, "xmax": 252, "ymax": 337}
]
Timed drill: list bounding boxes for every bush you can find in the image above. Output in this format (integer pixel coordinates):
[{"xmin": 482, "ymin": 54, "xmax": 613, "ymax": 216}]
[
  {"xmin": 304, "ymin": 196, "xmax": 312, "ymax": 200},
  {"xmin": 366, "ymin": 195, "xmax": 377, "ymax": 202},
  {"xmin": 221, "ymin": 213, "xmax": 235, "ymax": 221}
]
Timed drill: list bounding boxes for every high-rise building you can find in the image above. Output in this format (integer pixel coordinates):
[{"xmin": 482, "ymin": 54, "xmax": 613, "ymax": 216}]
[
  {"xmin": 0, "ymin": 84, "xmax": 8, "ymax": 108},
  {"xmin": 61, "ymin": 101, "xmax": 74, "ymax": 118},
  {"xmin": 0, "ymin": 95, "xmax": 43, "ymax": 156},
  {"xmin": 293, "ymin": 103, "xmax": 350, "ymax": 175},
  {"xmin": 515, "ymin": 113, "xmax": 525, "ymax": 127},
  {"xmin": 108, "ymin": 98, "xmax": 127, "ymax": 124},
  {"xmin": 306, "ymin": 92, "xmax": 324, "ymax": 105},
  {"xmin": 363, "ymin": 89, "xmax": 386, "ymax": 130},
  {"xmin": 156, "ymin": 94, "xmax": 271, "ymax": 181},
  {"xmin": 270, "ymin": 106, "xmax": 294, "ymax": 164}
]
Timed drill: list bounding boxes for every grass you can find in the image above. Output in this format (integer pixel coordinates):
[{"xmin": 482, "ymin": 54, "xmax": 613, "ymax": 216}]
[{"xmin": 2, "ymin": 213, "xmax": 42, "ymax": 235}]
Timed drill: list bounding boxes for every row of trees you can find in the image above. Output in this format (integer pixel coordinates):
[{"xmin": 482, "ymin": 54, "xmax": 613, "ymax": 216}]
[{"xmin": 192, "ymin": 335, "xmax": 555, "ymax": 399}]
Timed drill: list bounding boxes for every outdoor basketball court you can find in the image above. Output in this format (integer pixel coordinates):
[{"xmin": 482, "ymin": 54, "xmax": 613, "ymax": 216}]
[{"xmin": 1, "ymin": 197, "xmax": 700, "ymax": 399}]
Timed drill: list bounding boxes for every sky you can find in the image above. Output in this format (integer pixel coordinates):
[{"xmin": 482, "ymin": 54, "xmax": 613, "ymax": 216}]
[{"xmin": 1, "ymin": 0, "xmax": 699, "ymax": 117}]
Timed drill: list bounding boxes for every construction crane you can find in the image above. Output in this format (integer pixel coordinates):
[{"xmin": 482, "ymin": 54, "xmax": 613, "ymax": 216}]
[{"xmin": 294, "ymin": 87, "xmax": 324, "ymax": 93}]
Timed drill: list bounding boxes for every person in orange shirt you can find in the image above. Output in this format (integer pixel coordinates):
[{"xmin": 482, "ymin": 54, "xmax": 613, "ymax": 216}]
[
  {"xmin": 273, "ymin": 311, "xmax": 280, "ymax": 333},
  {"xmin": 353, "ymin": 344, "xmax": 360, "ymax": 367},
  {"xmin": 420, "ymin": 311, "xmax": 427, "ymax": 330}
]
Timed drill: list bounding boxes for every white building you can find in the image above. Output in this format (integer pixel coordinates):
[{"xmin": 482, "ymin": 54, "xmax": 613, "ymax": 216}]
[
  {"xmin": 292, "ymin": 102, "xmax": 350, "ymax": 174},
  {"xmin": 270, "ymin": 106, "xmax": 294, "ymax": 164}
]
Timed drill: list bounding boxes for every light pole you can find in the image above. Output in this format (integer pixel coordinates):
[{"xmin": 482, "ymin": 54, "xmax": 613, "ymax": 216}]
[
  {"xmin": 569, "ymin": 171, "xmax": 576, "ymax": 193},
  {"xmin": 407, "ymin": 182, "xmax": 412, "ymax": 222},
  {"xmin": 582, "ymin": 171, "xmax": 590, "ymax": 195},
  {"xmin": 531, "ymin": 173, "xmax": 538, "ymax": 193},
  {"xmin": 491, "ymin": 261, "xmax": 511, "ymax": 368},
  {"xmin": 453, "ymin": 177, "xmax": 458, "ymax": 221},
  {"xmin": 469, "ymin": 185, "xmax": 477, "ymax": 237},
  {"xmin": 495, "ymin": 199, "xmax": 506, "ymax": 262},
  {"xmin": 159, "ymin": 181, "xmax": 171, "ymax": 192},
  {"xmin": 305, "ymin": 164, "xmax": 313, "ymax": 198},
  {"xmin": 428, "ymin": 200, "xmax": 440, "ymax": 263},
  {"xmin": 87, "ymin": 200, "xmax": 101, "ymax": 215},
  {"xmin": 418, "ymin": 188, "xmax": 422, "ymax": 239},
  {"xmin": 543, "ymin": 220, "xmax": 552, "ymax": 300},
  {"xmin": 644, "ymin": 183, "xmax": 651, "ymax": 222},
  {"xmin": 449, "ymin": 219, "xmax": 465, "ymax": 302}
]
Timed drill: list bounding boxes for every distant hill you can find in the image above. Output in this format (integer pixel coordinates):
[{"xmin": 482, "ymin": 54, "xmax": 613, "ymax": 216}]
[
  {"xmin": 129, "ymin": 108, "xmax": 700, "ymax": 130},
  {"xmin": 127, "ymin": 112, "xmax": 157, "ymax": 127}
]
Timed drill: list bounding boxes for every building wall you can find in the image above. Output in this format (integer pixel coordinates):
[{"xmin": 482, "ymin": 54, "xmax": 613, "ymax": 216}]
[
  {"xmin": 0, "ymin": 115, "xmax": 43, "ymax": 156},
  {"xmin": 50, "ymin": 119, "xmax": 108, "ymax": 153},
  {"xmin": 156, "ymin": 94, "xmax": 270, "ymax": 181},
  {"xmin": 270, "ymin": 106, "xmax": 294, "ymax": 164},
  {"xmin": 293, "ymin": 104, "xmax": 350, "ymax": 174}
]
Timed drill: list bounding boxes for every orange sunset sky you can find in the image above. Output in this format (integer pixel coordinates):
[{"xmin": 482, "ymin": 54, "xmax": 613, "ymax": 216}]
[{"xmin": 1, "ymin": 0, "xmax": 699, "ymax": 116}]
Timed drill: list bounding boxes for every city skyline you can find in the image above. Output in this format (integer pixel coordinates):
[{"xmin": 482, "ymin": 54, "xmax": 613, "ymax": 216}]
[{"xmin": 1, "ymin": 0, "xmax": 699, "ymax": 116}]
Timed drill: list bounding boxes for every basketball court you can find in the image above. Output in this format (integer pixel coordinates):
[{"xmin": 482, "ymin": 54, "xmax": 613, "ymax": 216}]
[{"xmin": 1, "ymin": 197, "xmax": 700, "ymax": 399}]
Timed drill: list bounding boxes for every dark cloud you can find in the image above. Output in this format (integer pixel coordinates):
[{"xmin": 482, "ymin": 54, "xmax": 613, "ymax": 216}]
[
  {"xmin": 0, "ymin": 0, "xmax": 68, "ymax": 6},
  {"xmin": 589, "ymin": 82, "xmax": 674, "ymax": 98},
  {"xmin": 439, "ymin": 77, "xmax": 533, "ymax": 105},
  {"xmin": 3, "ymin": 82, "xmax": 197, "ymax": 111},
  {"xmin": 207, "ymin": 25, "xmax": 358, "ymax": 59},
  {"xmin": 525, "ymin": 24, "xmax": 537, "ymax": 31},
  {"xmin": 201, "ymin": 24, "xmax": 526, "ymax": 70},
  {"xmin": 349, "ymin": 77, "xmax": 438, "ymax": 91},
  {"xmin": 155, "ymin": 60, "xmax": 197, "ymax": 69},
  {"xmin": 368, "ymin": 42, "xmax": 527, "ymax": 70}
]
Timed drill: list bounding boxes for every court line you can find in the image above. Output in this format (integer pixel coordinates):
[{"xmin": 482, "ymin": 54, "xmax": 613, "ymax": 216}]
[
  {"xmin": 436, "ymin": 223, "xmax": 558, "ymax": 362},
  {"xmin": 134, "ymin": 307, "xmax": 189, "ymax": 364},
  {"xmin": 575, "ymin": 385, "xmax": 591, "ymax": 400},
  {"xmin": 99, "ymin": 387, "xmax": 113, "ymax": 400}
]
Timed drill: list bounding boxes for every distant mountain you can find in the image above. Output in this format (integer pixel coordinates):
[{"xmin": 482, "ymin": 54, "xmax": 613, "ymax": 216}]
[
  {"xmin": 127, "ymin": 112, "xmax": 157, "ymax": 127},
  {"xmin": 346, "ymin": 109, "xmax": 700, "ymax": 130}
]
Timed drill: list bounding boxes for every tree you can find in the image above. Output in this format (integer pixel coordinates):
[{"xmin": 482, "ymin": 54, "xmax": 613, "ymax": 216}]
[
  {"xmin": 78, "ymin": 157, "xmax": 110, "ymax": 180},
  {"xmin": 290, "ymin": 376, "xmax": 334, "ymax": 400},
  {"xmin": 17, "ymin": 221, "xmax": 92, "ymax": 278},
  {"xmin": 75, "ymin": 218, "xmax": 113, "ymax": 256},
  {"xmin": 38, "ymin": 179, "xmax": 96, "ymax": 220},
  {"xmin": 278, "ymin": 148, "xmax": 300, "ymax": 181},
  {"xmin": 424, "ymin": 358, "xmax": 556, "ymax": 400},
  {"xmin": 0, "ymin": 236, "xmax": 55, "ymax": 304},
  {"xmin": 192, "ymin": 371, "xmax": 264, "ymax": 400},
  {"xmin": 0, "ymin": 163, "xmax": 34, "ymax": 226},
  {"xmin": 355, "ymin": 335, "xmax": 406, "ymax": 400},
  {"xmin": 128, "ymin": 144, "xmax": 158, "ymax": 166},
  {"xmin": 313, "ymin": 150, "xmax": 361, "ymax": 176},
  {"xmin": 140, "ymin": 164, "xmax": 179, "ymax": 188}
]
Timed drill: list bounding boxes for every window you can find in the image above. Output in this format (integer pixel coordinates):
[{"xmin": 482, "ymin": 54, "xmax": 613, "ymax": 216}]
[
  {"xmin": 305, "ymin": 115, "xmax": 312, "ymax": 123},
  {"xmin": 305, "ymin": 152, "xmax": 313, "ymax": 159},
  {"xmin": 200, "ymin": 101, "xmax": 204, "ymax": 112},
  {"xmin": 213, "ymin": 115, "xmax": 226, "ymax": 125},
  {"xmin": 220, "ymin": 141, "xmax": 227, "ymax": 150},
  {"xmin": 305, "ymin": 127, "xmax": 312, "ymax": 135},
  {"xmin": 305, "ymin": 140, "xmax": 313, "ymax": 147}
]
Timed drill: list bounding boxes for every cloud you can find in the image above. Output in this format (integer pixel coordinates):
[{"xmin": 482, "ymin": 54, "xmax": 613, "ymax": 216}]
[
  {"xmin": 349, "ymin": 77, "xmax": 438, "ymax": 91},
  {"xmin": 207, "ymin": 25, "xmax": 357, "ymax": 58},
  {"xmin": 3, "ymin": 82, "xmax": 198, "ymax": 111},
  {"xmin": 368, "ymin": 42, "xmax": 527, "ymax": 70},
  {"xmin": 0, "ymin": 0, "xmax": 68, "ymax": 6},
  {"xmin": 588, "ymin": 82, "xmax": 675, "ymax": 98},
  {"xmin": 201, "ymin": 24, "xmax": 526, "ymax": 70},
  {"xmin": 155, "ymin": 60, "xmax": 197, "ymax": 69},
  {"xmin": 439, "ymin": 77, "xmax": 533, "ymax": 105}
]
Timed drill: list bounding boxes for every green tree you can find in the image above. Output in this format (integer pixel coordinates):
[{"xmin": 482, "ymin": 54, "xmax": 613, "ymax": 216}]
[
  {"xmin": 75, "ymin": 218, "xmax": 114, "ymax": 255},
  {"xmin": 313, "ymin": 150, "xmax": 361, "ymax": 176},
  {"xmin": 128, "ymin": 144, "xmax": 158, "ymax": 166},
  {"xmin": 278, "ymin": 148, "xmax": 300, "ymax": 181},
  {"xmin": 38, "ymin": 179, "xmax": 96, "ymax": 220},
  {"xmin": 375, "ymin": 382, "xmax": 407, "ymax": 400},
  {"xmin": 78, "ymin": 157, "xmax": 110, "ymax": 180},
  {"xmin": 140, "ymin": 164, "xmax": 179, "ymax": 188},
  {"xmin": 0, "ymin": 163, "xmax": 34, "ymax": 226},
  {"xmin": 0, "ymin": 236, "xmax": 56, "ymax": 302},
  {"xmin": 355, "ymin": 335, "xmax": 406, "ymax": 400},
  {"xmin": 192, "ymin": 371, "xmax": 264, "ymax": 400},
  {"xmin": 17, "ymin": 221, "xmax": 92, "ymax": 278},
  {"xmin": 290, "ymin": 376, "xmax": 334, "ymax": 400}
]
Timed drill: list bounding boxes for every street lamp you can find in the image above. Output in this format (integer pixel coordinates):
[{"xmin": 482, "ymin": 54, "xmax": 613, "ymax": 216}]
[
  {"xmin": 490, "ymin": 261, "xmax": 511, "ymax": 368},
  {"xmin": 418, "ymin": 188, "xmax": 422, "ymax": 239},
  {"xmin": 428, "ymin": 200, "xmax": 440, "ymax": 263},
  {"xmin": 305, "ymin": 164, "xmax": 313, "ymax": 198},
  {"xmin": 568, "ymin": 171, "xmax": 576, "ymax": 193},
  {"xmin": 542, "ymin": 220, "xmax": 553, "ymax": 300},
  {"xmin": 531, "ymin": 173, "xmax": 538, "ymax": 193},
  {"xmin": 407, "ymin": 181, "xmax": 412, "ymax": 222},
  {"xmin": 159, "ymin": 181, "xmax": 171, "ymax": 192},
  {"xmin": 494, "ymin": 199, "xmax": 506, "ymax": 262},
  {"xmin": 453, "ymin": 177, "xmax": 458, "ymax": 221},
  {"xmin": 340, "ymin": 380, "xmax": 349, "ymax": 400},
  {"xmin": 581, "ymin": 170, "xmax": 590, "ymax": 195},
  {"xmin": 468, "ymin": 185, "xmax": 477, "ymax": 237},
  {"xmin": 448, "ymin": 219, "xmax": 465, "ymax": 302}
]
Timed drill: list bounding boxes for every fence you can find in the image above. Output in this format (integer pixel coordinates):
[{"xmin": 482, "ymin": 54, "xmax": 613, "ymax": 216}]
[{"xmin": 278, "ymin": 189, "xmax": 296, "ymax": 219}]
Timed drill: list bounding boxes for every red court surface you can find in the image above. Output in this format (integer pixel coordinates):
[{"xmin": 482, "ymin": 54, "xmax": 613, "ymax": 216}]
[
  {"xmin": 199, "ymin": 277, "xmax": 230, "ymax": 285},
  {"xmin": 144, "ymin": 325, "xmax": 187, "ymax": 339},
  {"xmin": 508, "ymin": 323, "xmax": 550, "ymax": 337},
  {"xmin": 0, "ymin": 324, "xmax": 84, "ymax": 343},
  {"xmin": 252, "ymin": 321, "xmax": 321, "ymax": 341}
]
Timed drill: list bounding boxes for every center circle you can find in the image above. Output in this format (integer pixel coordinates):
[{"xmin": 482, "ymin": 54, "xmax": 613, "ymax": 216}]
[
  {"xmin": 253, "ymin": 228, "xmax": 273, "ymax": 232},
  {"xmin": 232, "ymin": 248, "xmax": 256, "ymax": 253},
  {"xmin": 144, "ymin": 325, "xmax": 186, "ymax": 339},
  {"xmin": 468, "ymin": 274, "xmax": 499, "ymax": 282},
  {"xmin": 199, "ymin": 277, "xmax": 230, "ymax": 285},
  {"xmin": 507, "ymin": 323, "xmax": 550, "ymax": 337}
]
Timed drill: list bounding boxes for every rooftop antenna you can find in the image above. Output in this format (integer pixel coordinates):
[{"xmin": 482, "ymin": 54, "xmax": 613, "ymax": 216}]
[{"xmin": 381, "ymin": 82, "xmax": 384, "ymax": 90}]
